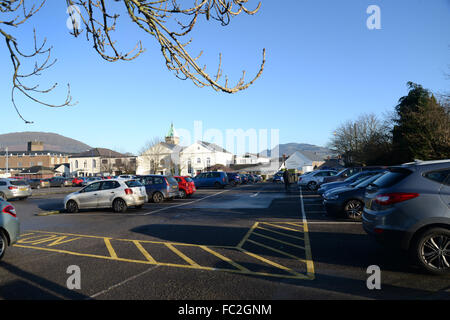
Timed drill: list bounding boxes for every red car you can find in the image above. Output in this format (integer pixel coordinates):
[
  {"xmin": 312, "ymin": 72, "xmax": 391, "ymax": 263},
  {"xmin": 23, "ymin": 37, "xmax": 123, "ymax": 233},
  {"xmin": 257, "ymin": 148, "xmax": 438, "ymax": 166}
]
[
  {"xmin": 71, "ymin": 177, "xmax": 85, "ymax": 186},
  {"xmin": 174, "ymin": 176, "xmax": 196, "ymax": 198}
]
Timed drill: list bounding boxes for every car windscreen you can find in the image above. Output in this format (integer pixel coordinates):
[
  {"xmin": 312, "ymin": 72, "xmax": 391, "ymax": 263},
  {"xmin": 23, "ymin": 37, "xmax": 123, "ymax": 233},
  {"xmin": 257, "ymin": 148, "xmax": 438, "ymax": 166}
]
[
  {"xmin": 352, "ymin": 173, "xmax": 384, "ymax": 188},
  {"xmin": 370, "ymin": 168, "xmax": 412, "ymax": 189},
  {"xmin": 166, "ymin": 177, "xmax": 178, "ymax": 185},
  {"xmin": 125, "ymin": 180, "xmax": 143, "ymax": 187},
  {"xmin": 10, "ymin": 180, "xmax": 28, "ymax": 186}
]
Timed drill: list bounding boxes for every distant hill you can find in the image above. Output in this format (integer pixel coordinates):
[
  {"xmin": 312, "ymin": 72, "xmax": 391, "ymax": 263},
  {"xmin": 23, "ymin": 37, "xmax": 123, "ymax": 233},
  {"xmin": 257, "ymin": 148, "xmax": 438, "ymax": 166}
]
[
  {"xmin": 0, "ymin": 132, "xmax": 91, "ymax": 153},
  {"xmin": 259, "ymin": 143, "xmax": 335, "ymax": 159}
]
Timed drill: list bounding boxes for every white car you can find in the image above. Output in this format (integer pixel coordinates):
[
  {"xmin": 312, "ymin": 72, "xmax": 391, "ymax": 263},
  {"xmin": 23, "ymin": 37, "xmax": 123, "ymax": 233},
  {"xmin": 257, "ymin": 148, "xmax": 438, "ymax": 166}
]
[
  {"xmin": 64, "ymin": 179, "xmax": 148, "ymax": 213},
  {"xmin": 297, "ymin": 170, "xmax": 338, "ymax": 191}
]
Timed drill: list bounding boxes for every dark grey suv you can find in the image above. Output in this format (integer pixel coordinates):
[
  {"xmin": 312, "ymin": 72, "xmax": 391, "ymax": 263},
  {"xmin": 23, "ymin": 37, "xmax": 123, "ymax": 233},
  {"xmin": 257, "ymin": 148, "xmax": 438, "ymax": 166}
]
[{"xmin": 362, "ymin": 160, "xmax": 450, "ymax": 275}]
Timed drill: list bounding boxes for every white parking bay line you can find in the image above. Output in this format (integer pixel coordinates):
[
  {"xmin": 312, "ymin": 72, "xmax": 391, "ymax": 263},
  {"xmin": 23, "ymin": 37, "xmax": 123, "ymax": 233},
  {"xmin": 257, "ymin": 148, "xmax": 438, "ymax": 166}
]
[{"xmin": 143, "ymin": 189, "xmax": 232, "ymax": 215}]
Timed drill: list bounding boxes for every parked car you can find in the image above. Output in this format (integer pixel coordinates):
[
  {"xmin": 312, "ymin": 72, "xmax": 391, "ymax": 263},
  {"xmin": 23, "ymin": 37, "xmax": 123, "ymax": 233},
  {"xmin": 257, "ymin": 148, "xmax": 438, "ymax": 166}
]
[
  {"xmin": 137, "ymin": 175, "xmax": 180, "ymax": 203},
  {"xmin": 174, "ymin": 176, "xmax": 196, "ymax": 198},
  {"xmin": 362, "ymin": 160, "xmax": 450, "ymax": 275},
  {"xmin": 117, "ymin": 175, "xmax": 137, "ymax": 180},
  {"xmin": 226, "ymin": 172, "xmax": 242, "ymax": 186},
  {"xmin": 64, "ymin": 179, "xmax": 147, "ymax": 213},
  {"xmin": 318, "ymin": 170, "xmax": 386, "ymax": 196},
  {"xmin": 241, "ymin": 174, "xmax": 250, "ymax": 184},
  {"xmin": 0, "ymin": 199, "xmax": 20, "ymax": 260},
  {"xmin": 193, "ymin": 172, "xmax": 228, "ymax": 188},
  {"xmin": 272, "ymin": 172, "xmax": 284, "ymax": 183},
  {"xmin": 72, "ymin": 177, "xmax": 86, "ymax": 187},
  {"xmin": 247, "ymin": 174, "xmax": 256, "ymax": 183},
  {"xmin": 82, "ymin": 177, "xmax": 103, "ymax": 186},
  {"xmin": 0, "ymin": 179, "xmax": 32, "ymax": 201},
  {"xmin": 48, "ymin": 176, "xmax": 71, "ymax": 187},
  {"xmin": 297, "ymin": 170, "xmax": 338, "ymax": 191},
  {"xmin": 322, "ymin": 173, "xmax": 385, "ymax": 219},
  {"xmin": 26, "ymin": 178, "xmax": 50, "ymax": 189},
  {"xmin": 322, "ymin": 166, "xmax": 385, "ymax": 185}
]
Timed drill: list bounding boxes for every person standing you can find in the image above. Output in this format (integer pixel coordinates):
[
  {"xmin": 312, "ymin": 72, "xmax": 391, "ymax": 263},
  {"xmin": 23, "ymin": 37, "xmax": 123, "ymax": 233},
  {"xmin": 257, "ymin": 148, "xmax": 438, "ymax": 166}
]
[{"xmin": 283, "ymin": 170, "xmax": 290, "ymax": 192}]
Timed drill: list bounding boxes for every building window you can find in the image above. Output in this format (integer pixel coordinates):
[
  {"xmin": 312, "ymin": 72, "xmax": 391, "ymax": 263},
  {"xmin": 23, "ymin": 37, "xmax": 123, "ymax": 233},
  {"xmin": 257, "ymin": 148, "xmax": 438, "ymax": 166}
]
[
  {"xmin": 188, "ymin": 160, "xmax": 192, "ymax": 174},
  {"xmin": 197, "ymin": 158, "xmax": 201, "ymax": 164},
  {"xmin": 84, "ymin": 161, "xmax": 87, "ymax": 169},
  {"xmin": 75, "ymin": 160, "xmax": 78, "ymax": 169},
  {"xmin": 38, "ymin": 162, "xmax": 43, "ymax": 166},
  {"xmin": 92, "ymin": 159, "xmax": 96, "ymax": 168},
  {"xmin": 30, "ymin": 162, "xmax": 34, "ymax": 166},
  {"xmin": 206, "ymin": 157, "xmax": 211, "ymax": 167}
]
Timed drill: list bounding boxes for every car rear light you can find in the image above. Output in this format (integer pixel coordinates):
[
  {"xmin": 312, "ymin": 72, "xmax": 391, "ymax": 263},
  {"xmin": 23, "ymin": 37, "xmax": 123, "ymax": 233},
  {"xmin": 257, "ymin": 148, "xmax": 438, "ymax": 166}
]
[
  {"xmin": 374, "ymin": 228, "xmax": 384, "ymax": 234},
  {"xmin": 8, "ymin": 186, "xmax": 17, "ymax": 190},
  {"xmin": 374, "ymin": 192, "xmax": 419, "ymax": 206},
  {"xmin": 2, "ymin": 205, "xmax": 16, "ymax": 218},
  {"xmin": 125, "ymin": 188, "xmax": 133, "ymax": 195}
]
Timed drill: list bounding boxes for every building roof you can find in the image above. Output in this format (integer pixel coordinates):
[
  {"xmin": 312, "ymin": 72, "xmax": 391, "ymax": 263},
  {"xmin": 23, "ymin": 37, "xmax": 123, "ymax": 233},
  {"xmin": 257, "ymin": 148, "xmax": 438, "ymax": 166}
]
[
  {"xmin": 70, "ymin": 148, "xmax": 133, "ymax": 158},
  {"xmin": 198, "ymin": 141, "xmax": 231, "ymax": 153},
  {"xmin": 20, "ymin": 166, "xmax": 55, "ymax": 174}
]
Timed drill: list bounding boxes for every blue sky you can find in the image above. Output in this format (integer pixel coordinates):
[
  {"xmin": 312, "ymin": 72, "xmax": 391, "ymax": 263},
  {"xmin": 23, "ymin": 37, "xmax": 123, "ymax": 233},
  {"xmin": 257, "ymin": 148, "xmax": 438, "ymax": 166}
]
[{"xmin": 0, "ymin": 0, "xmax": 449, "ymax": 154}]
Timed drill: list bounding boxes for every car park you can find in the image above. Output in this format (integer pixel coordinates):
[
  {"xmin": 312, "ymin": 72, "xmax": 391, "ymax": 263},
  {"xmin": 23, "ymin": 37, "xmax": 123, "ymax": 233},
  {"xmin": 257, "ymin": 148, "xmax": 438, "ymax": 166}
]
[
  {"xmin": 362, "ymin": 160, "xmax": 450, "ymax": 275},
  {"xmin": 0, "ymin": 179, "xmax": 32, "ymax": 201},
  {"xmin": 0, "ymin": 199, "xmax": 19, "ymax": 260},
  {"xmin": 26, "ymin": 178, "xmax": 50, "ymax": 189},
  {"xmin": 174, "ymin": 176, "xmax": 196, "ymax": 198},
  {"xmin": 137, "ymin": 175, "xmax": 180, "ymax": 203},
  {"xmin": 297, "ymin": 169, "xmax": 338, "ymax": 191},
  {"xmin": 318, "ymin": 170, "xmax": 386, "ymax": 196},
  {"xmin": 64, "ymin": 179, "xmax": 147, "ymax": 213},
  {"xmin": 322, "ymin": 173, "xmax": 385, "ymax": 220},
  {"xmin": 193, "ymin": 171, "xmax": 228, "ymax": 188}
]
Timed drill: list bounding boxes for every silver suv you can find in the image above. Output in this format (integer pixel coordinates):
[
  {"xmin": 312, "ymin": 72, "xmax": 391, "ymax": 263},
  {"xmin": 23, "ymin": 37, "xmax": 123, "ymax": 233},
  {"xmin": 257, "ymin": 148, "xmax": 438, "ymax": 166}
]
[
  {"xmin": 362, "ymin": 160, "xmax": 450, "ymax": 275},
  {"xmin": 0, "ymin": 179, "xmax": 32, "ymax": 201}
]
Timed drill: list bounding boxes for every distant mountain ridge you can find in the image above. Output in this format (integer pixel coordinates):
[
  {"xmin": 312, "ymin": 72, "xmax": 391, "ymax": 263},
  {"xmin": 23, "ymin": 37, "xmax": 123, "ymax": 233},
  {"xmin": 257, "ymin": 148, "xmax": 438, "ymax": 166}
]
[
  {"xmin": 0, "ymin": 132, "xmax": 91, "ymax": 153},
  {"xmin": 259, "ymin": 143, "xmax": 335, "ymax": 159}
]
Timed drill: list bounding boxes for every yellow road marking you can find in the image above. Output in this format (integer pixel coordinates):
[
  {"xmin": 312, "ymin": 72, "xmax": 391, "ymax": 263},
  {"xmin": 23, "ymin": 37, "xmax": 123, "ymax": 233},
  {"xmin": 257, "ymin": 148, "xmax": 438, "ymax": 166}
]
[
  {"xmin": 256, "ymin": 226, "xmax": 304, "ymax": 241},
  {"xmin": 252, "ymin": 231, "xmax": 305, "ymax": 249},
  {"xmin": 200, "ymin": 246, "xmax": 249, "ymax": 272},
  {"xmin": 300, "ymin": 188, "xmax": 316, "ymax": 280},
  {"xmin": 165, "ymin": 243, "xmax": 200, "ymax": 267},
  {"xmin": 238, "ymin": 248, "xmax": 297, "ymax": 275},
  {"xmin": 246, "ymin": 239, "xmax": 306, "ymax": 263},
  {"xmin": 262, "ymin": 222, "xmax": 303, "ymax": 233},
  {"xmin": 133, "ymin": 240, "xmax": 157, "ymax": 263},
  {"xmin": 104, "ymin": 238, "xmax": 118, "ymax": 259},
  {"xmin": 236, "ymin": 222, "xmax": 259, "ymax": 248}
]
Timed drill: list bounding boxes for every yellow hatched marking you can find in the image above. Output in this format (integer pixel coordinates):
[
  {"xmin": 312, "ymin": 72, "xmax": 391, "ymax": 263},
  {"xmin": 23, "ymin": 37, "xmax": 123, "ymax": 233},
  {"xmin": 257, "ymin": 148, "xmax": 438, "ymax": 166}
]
[
  {"xmin": 165, "ymin": 243, "xmax": 200, "ymax": 267},
  {"xmin": 246, "ymin": 239, "xmax": 307, "ymax": 263},
  {"xmin": 104, "ymin": 238, "xmax": 118, "ymax": 259},
  {"xmin": 257, "ymin": 226, "xmax": 304, "ymax": 241},
  {"xmin": 200, "ymin": 246, "xmax": 249, "ymax": 272},
  {"xmin": 252, "ymin": 232, "xmax": 305, "ymax": 249},
  {"xmin": 262, "ymin": 222, "xmax": 303, "ymax": 233},
  {"xmin": 283, "ymin": 222, "xmax": 304, "ymax": 228},
  {"xmin": 133, "ymin": 240, "xmax": 157, "ymax": 263},
  {"xmin": 238, "ymin": 248, "xmax": 297, "ymax": 275},
  {"xmin": 237, "ymin": 222, "xmax": 259, "ymax": 248}
]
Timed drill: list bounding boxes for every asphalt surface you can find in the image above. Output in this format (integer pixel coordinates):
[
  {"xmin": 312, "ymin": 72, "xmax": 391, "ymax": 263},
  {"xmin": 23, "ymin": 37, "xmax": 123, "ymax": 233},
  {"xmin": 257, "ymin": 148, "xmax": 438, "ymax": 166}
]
[{"xmin": 0, "ymin": 182, "xmax": 449, "ymax": 300}]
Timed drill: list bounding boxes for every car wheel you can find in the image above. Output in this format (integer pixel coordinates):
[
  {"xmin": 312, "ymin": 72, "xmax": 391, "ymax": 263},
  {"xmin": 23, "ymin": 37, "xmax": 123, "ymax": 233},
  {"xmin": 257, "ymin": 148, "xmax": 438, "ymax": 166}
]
[
  {"xmin": 307, "ymin": 181, "xmax": 317, "ymax": 191},
  {"xmin": 66, "ymin": 200, "xmax": 79, "ymax": 213},
  {"xmin": 0, "ymin": 192, "xmax": 6, "ymax": 201},
  {"xmin": 411, "ymin": 228, "xmax": 449, "ymax": 275},
  {"xmin": 113, "ymin": 199, "xmax": 128, "ymax": 213},
  {"xmin": 152, "ymin": 192, "xmax": 164, "ymax": 203},
  {"xmin": 344, "ymin": 200, "xmax": 364, "ymax": 220},
  {"xmin": 179, "ymin": 190, "xmax": 187, "ymax": 199},
  {"xmin": 0, "ymin": 231, "xmax": 7, "ymax": 260}
]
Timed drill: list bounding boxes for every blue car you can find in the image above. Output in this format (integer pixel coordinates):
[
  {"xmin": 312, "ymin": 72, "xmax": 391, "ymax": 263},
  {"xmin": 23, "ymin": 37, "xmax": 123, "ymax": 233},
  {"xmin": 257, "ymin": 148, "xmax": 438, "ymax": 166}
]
[
  {"xmin": 193, "ymin": 172, "xmax": 228, "ymax": 188},
  {"xmin": 137, "ymin": 175, "xmax": 179, "ymax": 203}
]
